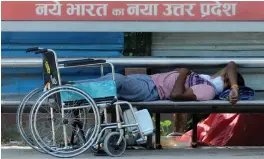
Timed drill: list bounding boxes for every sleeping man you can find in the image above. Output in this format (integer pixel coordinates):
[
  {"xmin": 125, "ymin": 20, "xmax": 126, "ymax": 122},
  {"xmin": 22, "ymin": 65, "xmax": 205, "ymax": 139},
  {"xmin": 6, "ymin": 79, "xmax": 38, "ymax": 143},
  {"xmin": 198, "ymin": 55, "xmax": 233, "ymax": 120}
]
[{"xmin": 86, "ymin": 61, "xmax": 245, "ymax": 104}]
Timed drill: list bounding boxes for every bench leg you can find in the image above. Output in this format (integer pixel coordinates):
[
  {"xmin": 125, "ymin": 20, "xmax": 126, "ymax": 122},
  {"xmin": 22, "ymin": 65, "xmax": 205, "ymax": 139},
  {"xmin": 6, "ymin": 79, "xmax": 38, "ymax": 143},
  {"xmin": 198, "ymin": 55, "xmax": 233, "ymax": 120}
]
[
  {"xmin": 146, "ymin": 134, "xmax": 155, "ymax": 150},
  {"xmin": 146, "ymin": 113, "xmax": 155, "ymax": 149},
  {"xmin": 155, "ymin": 113, "xmax": 162, "ymax": 149},
  {"xmin": 191, "ymin": 114, "xmax": 198, "ymax": 148}
]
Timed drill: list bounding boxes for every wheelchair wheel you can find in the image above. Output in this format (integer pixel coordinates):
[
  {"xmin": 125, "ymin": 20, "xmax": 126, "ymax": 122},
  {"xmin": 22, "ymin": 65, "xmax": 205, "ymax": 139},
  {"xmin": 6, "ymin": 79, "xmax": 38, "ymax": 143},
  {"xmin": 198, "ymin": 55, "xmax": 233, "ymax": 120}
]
[
  {"xmin": 16, "ymin": 86, "xmax": 45, "ymax": 153},
  {"xmin": 29, "ymin": 86, "xmax": 101, "ymax": 158},
  {"xmin": 103, "ymin": 132, "xmax": 126, "ymax": 157}
]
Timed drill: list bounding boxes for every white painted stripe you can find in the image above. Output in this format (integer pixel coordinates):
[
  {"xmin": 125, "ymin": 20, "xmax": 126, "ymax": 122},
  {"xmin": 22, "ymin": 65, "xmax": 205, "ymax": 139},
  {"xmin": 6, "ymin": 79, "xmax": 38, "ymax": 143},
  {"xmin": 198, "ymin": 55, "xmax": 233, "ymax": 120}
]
[{"xmin": 2, "ymin": 21, "xmax": 264, "ymax": 32}]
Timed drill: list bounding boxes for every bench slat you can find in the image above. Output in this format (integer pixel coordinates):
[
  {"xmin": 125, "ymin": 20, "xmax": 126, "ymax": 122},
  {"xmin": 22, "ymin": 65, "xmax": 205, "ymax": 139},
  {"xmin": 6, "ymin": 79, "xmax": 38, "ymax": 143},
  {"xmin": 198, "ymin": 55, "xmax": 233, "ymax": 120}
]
[
  {"xmin": 2, "ymin": 93, "xmax": 264, "ymax": 114},
  {"xmin": 131, "ymin": 100, "xmax": 264, "ymax": 106}
]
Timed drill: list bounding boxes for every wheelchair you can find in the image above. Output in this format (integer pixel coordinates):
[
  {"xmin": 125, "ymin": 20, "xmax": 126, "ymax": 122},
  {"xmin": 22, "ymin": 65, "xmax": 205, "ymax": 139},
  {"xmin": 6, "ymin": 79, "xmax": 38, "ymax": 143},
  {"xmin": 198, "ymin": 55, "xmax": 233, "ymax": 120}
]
[{"xmin": 16, "ymin": 47, "xmax": 154, "ymax": 158}]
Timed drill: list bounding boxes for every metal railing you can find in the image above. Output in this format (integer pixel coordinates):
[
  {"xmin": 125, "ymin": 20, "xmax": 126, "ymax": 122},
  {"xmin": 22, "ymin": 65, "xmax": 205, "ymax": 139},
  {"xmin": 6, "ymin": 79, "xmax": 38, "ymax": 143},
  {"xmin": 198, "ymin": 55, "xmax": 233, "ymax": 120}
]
[{"xmin": 2, "ymin": 57, "xmax": 264, "ymax": 68}]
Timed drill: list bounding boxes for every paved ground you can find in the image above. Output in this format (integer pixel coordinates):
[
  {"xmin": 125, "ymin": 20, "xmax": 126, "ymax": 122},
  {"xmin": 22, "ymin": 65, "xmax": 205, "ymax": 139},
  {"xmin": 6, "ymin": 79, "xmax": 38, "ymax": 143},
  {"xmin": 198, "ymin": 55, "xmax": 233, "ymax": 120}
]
[{"xmin": 2, "ymin": 146, "xmax": 264, "ymax": 159}]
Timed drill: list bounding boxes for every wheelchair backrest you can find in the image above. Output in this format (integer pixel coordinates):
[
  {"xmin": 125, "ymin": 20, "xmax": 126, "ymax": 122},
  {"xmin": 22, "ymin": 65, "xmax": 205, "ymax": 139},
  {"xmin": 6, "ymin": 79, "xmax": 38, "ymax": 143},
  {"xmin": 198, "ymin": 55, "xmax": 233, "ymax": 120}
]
[
  {"xmin": 42, "ymin": 51, "xmax": 61, "ymax": 90},
  {"xmin": 42, "ymin": 51, "xmax": 64, "ymax": 105},
  {"xmin": 41, "ymin": 50, "xmax": 118, "ymax": 104}
]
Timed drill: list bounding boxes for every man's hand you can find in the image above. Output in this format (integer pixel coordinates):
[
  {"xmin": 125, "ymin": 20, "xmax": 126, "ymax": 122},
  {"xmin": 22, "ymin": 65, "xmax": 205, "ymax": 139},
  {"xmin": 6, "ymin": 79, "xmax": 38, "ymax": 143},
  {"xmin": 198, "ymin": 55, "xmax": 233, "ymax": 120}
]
[
  {"xmin": 229, "ymin": 88, "xmax": 239, "ymax": 105},
  {"xmin": 171, "ymin": 68, "xmax": 196, "ymax": 101},
  {"xmin": 177, "ymin": 68, "xmax": 192, "ymax": 75}
]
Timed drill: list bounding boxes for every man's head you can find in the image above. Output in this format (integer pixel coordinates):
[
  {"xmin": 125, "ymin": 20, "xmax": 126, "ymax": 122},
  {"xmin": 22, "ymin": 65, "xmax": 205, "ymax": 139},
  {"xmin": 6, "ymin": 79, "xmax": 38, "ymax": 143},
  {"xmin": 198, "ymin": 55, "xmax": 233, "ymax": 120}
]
[{"xmin": 222, "ymin": 72, "xmax": 245, "ymax": 90}]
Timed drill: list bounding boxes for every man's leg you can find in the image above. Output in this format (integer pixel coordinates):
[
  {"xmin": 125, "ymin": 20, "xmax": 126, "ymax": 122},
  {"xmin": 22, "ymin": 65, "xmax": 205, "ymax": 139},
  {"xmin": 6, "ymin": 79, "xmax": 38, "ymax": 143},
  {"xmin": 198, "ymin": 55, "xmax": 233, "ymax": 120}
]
[
  {"xmin": 118, "ymin": 74, "xmax": 159, "ymax": 102},
  {"xmin": 76, "ymin": 73, "xmax": 159, "ymax": 101}
]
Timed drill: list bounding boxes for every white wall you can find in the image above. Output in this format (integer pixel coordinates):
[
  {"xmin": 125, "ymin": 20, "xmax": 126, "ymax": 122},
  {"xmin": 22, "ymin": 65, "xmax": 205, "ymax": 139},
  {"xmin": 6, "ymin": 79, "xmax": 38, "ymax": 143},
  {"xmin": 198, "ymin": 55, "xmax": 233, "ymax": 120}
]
[{"xmin": 152, "ymin": 32, "xmax": 264, "ymax": 90}]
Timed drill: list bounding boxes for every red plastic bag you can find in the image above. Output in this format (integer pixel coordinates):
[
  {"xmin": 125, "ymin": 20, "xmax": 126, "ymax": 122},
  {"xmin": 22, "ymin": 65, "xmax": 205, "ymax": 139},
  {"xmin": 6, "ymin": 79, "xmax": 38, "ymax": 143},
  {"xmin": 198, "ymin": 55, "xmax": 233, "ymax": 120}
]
[{"xmin": 180, "ymin": 113, "xmax": 264, "ymax": 146}]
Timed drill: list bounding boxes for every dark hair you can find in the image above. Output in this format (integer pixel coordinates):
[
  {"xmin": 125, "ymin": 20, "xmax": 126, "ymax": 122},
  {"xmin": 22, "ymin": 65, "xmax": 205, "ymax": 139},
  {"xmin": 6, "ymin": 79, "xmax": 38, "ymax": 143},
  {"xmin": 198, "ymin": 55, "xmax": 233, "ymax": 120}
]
[{"xmin": 237, "ymin": 72, "xmax": 245, "ymax": 87}]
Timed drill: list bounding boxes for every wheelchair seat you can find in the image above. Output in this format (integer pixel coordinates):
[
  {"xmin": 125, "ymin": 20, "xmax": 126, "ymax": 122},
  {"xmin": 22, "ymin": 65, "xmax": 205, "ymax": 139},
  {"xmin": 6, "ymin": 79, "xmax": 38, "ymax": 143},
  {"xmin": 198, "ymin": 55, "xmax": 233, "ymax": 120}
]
[{"xmin": 61, "ymin": 80, "xmax": 117, "ymax": 104}]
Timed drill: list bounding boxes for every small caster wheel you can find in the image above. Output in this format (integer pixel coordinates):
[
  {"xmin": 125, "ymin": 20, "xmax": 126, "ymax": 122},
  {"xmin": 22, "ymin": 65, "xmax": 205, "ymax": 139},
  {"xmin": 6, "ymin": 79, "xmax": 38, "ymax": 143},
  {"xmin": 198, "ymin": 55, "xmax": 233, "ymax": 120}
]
[{"xmin": 103, "ymin": 132, "xmax": 126, "ymax": 157}]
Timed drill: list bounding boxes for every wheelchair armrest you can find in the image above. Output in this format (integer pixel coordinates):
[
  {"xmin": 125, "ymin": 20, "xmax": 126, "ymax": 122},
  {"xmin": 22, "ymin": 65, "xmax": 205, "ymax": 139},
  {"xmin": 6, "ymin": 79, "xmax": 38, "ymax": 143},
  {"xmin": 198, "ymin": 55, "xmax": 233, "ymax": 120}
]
[
  {"xmin": 110, "ymin": 98, "xmax": 118, "ymax": 105},
  {"xmin": 61, "ymin": 81, "xmax": 75, "ymax": 85},
  {"xmin": 59, "ymin": 58, "xmax": 106, "ymax": 67}
]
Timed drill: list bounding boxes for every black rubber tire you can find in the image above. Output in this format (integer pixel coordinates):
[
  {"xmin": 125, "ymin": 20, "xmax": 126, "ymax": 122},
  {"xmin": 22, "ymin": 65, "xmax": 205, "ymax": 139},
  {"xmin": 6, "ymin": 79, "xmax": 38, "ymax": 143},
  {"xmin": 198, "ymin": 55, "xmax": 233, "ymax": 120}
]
[{"xmin": 103, "ymin": 132, "xmax": 126, "ymax": 157}]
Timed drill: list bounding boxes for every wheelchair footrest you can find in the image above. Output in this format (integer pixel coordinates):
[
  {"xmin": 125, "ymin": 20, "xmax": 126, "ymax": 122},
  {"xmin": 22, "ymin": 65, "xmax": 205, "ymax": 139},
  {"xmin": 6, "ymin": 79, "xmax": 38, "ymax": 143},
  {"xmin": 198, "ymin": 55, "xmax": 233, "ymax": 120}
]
[
  {"xmin": 135, "ymin": 109, "xmax": 154, "ymax": 136},
  {"xmin": 136, "ymin": 137, "xmax": 147, "ymax": 145},
  {"xmin": 124, "ymin": 108, "xmax": 154, "ymax": 136}
]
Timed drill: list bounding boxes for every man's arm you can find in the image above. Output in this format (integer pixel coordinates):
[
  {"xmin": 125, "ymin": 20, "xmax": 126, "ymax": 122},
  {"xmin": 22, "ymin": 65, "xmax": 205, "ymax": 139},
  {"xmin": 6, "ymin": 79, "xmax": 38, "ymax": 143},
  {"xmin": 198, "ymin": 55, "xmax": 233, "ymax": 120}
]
[
  {"xmin": 170, "ymin": 68, "xmax": 197, "ymax": 101},
  {"xmin": 226, "ymin": 62, "xmax": 239, "ymax": 105},
  {"xmin": 226, "ymin": 61, "xmax": 238, "ymax": 87},
  {"xmin": 212, "ymin": 61, "xmax": 238, "ymax": 86},
  {"xmin": 212, "ymin": 61, "xmax": 239, "ymax": 104}
]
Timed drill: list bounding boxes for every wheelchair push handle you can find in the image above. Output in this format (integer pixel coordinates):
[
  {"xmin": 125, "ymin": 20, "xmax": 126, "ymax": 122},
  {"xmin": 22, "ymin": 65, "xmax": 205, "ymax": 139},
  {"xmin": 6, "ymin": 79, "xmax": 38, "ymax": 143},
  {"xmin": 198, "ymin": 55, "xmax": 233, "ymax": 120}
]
[
  {"xmin": 26, "ymin": 47, "xmax": 49, "ymax": 54},
  {"xmin": 35, "ymin": 49, "xmax": 48, "ymax": 54},
  {"xmin": 26, "ymin": 47, "xmax": 39, "ymax": 53}
]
